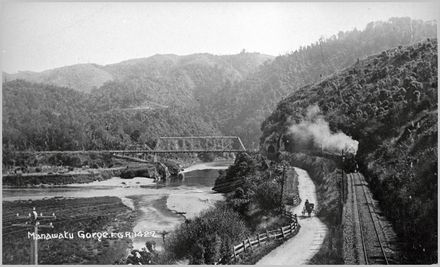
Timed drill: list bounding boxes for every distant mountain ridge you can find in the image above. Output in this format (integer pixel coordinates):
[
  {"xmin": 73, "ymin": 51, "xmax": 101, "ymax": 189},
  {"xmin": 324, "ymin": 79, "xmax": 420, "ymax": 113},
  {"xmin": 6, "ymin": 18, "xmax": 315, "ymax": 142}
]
[
  {"xmin": 4, "ymin": 64, "xmax": 113, "ymax": 93},
  {"xmin": 3, "ymin": 52, "xmax": 273, "ymax": 93},
  {"xmin": 2, "ymin": 17, "xmax": 437, "ymax": 150},
  {"xmin": 205, "ymin": 17, "xmax": 437, "ymax": 147}
]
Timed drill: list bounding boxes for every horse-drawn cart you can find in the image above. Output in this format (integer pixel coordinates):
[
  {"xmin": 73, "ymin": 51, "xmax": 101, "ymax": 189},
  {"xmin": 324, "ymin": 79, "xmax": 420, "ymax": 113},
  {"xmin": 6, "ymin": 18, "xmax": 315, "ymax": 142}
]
[{"xmin": 302, "ymin": 200, "xmax": 314, "ymax": 217}]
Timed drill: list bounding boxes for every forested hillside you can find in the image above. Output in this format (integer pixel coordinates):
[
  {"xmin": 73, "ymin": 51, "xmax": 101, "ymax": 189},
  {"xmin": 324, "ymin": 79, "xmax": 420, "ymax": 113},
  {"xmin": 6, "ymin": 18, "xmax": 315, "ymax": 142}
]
[
  {"xmin": 3, "ymin": 18, "xmax": 436, "ymax": 153},
  {"xmin": 260, "ymin": 38, "xmax": 438, "ymax": 263},
  {"xmin": 4, "ymin": 52, "xmax": 272, "ymax": 106},
  {"xmin": 2, "ymin": 80, "xmax": 219, "ymax": 152},
  {"xmin": 4, "ymin": 18, "xmax": 436, "ymax": 150},
  {"xmin": 2, "ymin": 52, "xmax": 271, "ymax": 153},
  {"xmin": 204, "ymin": 17, "xmax": 436, "ymax": 147},
  {"xmin": 3, "ymin": 64, "xmax": 113, "ymax": 94}
]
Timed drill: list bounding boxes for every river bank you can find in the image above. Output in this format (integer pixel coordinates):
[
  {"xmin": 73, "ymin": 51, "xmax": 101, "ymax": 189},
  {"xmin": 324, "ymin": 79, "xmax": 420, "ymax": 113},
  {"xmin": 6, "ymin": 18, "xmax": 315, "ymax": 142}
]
[
  {"xmin": 2, "ymin": 167, "xmax": 125, "ymax": 187},
  {"xmin": 2, "ymin": 160, "xmax": 233, "ymax": 264},
  {"xmin": 157, "ymin": 153, "xmax": 309, "ymax": 264},
  {"xmin": 128, "ymin": 161, "xmax": 232, "ymax": 251},
  {"xmin": 3, "ymin": 155, "xmax": 234, "ymax": 187}
]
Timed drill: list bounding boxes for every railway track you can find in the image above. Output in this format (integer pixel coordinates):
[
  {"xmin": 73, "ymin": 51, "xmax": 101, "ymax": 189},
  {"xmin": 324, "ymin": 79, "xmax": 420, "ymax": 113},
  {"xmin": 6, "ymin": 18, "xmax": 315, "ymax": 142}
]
[{"xmin": 349, "ymin": 172, "xmax": 390, "ymax": 264}]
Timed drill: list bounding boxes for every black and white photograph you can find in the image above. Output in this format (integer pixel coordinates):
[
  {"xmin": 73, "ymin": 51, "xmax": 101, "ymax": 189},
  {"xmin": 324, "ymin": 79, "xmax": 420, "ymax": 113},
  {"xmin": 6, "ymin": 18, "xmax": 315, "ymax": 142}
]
[{"xmin": 1, "ymin": 1, "xmax": 438, "ymax": 265}]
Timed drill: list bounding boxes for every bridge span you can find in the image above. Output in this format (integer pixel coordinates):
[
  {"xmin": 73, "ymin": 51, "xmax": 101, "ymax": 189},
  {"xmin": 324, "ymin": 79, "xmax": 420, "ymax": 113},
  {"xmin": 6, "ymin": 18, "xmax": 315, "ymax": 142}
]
[{"xmin": 12, "ymin": 136, "xmax": 247, "ymax": 155}]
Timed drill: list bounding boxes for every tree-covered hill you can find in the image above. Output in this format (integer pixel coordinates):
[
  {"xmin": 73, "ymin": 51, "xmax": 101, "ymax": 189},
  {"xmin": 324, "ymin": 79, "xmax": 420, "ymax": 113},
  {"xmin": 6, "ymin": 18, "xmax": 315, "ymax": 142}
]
[
  {"xmin": 3, "ymin": 52, "xmax": 273, "ymax": 105},
  {"xmin": 3, "ymin": 18, "xmax": 436, "ymax": 150},
  {"xmin": 3, "ymin": 64, "xmax": 114, "ymax": 94},
  {"xmin": 260, "ymin": 38, "xmax": 437, "ymax": 263},
  {"xmin": 208, "ymin": 17, "xmax": 437, "ymax": 148},
  {"xmin": 2, "ymin": 80, "xmax": 219, "ymax": 152},
  {"xmin": 3, "ymin": 51, "xmax": 271, "ymax": 151},
  {"xmin": 97, "ymin": 52, "xmax": 273, "ymax": 109},
  {"xmin": 2, "ymin": 18, "xmax": 437, "ymax": 153}
]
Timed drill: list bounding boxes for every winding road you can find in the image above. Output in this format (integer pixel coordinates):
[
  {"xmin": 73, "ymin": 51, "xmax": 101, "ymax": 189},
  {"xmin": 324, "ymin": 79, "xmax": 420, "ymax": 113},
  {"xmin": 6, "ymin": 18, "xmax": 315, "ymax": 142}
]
[{"xmin": 257, "ymin": 167, "xmax": 328, "ymax": 265}]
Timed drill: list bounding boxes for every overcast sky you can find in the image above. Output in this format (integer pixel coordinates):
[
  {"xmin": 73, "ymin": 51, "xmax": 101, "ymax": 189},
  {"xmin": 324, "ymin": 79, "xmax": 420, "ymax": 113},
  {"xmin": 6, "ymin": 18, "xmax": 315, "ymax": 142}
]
[{"xmin": 1, "ymin": 2, "xmax": 438, "ymax": 73}]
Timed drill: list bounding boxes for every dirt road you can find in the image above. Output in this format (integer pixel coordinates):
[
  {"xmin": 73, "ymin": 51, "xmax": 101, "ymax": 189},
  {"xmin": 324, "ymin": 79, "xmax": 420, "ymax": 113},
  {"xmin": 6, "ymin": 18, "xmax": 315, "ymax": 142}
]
[{"xmin": 257, "ymin": 167, "xmax": 327, "ymax": 265}]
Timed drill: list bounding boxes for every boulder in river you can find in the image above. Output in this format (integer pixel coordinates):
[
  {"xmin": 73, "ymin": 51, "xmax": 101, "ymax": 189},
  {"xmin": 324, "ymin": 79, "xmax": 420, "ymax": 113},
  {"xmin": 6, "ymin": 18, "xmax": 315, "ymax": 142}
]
[
  {"xmin": 155, "ymin": 162, "xmax": 171, "ymax": 181},
  {"xmin": 120, "ymin": 166, "xmax": 160, "ymax": 180}
]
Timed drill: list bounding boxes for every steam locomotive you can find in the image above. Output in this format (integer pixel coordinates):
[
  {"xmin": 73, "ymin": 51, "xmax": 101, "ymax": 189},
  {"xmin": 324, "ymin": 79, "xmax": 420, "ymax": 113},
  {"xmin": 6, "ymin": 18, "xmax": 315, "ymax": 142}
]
[{"xmin": 265, "ymin": 133, "xmax": 359, "ymax": 172}]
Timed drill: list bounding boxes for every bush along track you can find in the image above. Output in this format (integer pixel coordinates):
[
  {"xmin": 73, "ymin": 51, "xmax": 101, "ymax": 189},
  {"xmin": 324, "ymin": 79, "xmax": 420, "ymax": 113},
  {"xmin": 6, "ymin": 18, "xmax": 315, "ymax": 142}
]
[
  {"xmin": 261, "ymin": 39, "xmax": 437, "ymax": 264},
  {"xmin": 159, "ymin": 152, "xmax": 301, "ymax": 264}
]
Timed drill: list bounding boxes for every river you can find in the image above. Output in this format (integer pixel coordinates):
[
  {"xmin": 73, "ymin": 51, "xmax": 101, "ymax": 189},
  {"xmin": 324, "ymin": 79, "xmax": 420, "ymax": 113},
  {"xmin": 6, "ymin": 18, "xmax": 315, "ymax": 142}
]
[{"xmin": 2, "ymin": 160, "xmax": 233, "ymax": 251}]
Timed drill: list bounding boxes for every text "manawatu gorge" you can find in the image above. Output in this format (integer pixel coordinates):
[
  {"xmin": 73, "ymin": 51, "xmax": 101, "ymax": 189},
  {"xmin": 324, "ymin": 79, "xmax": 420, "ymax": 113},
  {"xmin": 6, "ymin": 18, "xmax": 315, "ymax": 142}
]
[{"xmin": 28, "ymin": 231, "xmax": 157, "ymax": 241}]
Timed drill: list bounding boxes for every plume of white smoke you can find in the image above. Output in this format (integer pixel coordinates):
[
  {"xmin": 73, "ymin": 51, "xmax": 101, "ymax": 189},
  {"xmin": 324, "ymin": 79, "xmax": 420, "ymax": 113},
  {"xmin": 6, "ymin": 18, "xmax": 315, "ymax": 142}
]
[{"xmin": 288, "ymin": 105, "xmax": 358, "ymax": 155}]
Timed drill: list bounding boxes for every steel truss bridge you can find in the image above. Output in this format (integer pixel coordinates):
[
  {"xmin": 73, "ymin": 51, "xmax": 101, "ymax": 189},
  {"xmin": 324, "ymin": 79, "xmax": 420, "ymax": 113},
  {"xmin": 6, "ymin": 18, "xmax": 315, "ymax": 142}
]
[{"xmin": 13, "ymin": 136, "xmax": 246, "ymax": 155}]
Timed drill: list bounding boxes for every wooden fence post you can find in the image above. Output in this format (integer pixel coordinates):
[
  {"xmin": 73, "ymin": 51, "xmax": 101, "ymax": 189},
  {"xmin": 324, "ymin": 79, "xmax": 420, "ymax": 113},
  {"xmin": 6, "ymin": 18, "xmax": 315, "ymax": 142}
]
[
  {"xmin": 227, "ymin": 217, "xmax": 303, "ymax": 263},
  {"xmin": 248, "ymin": 238, "xmax": 253, "ymax": 251}
]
